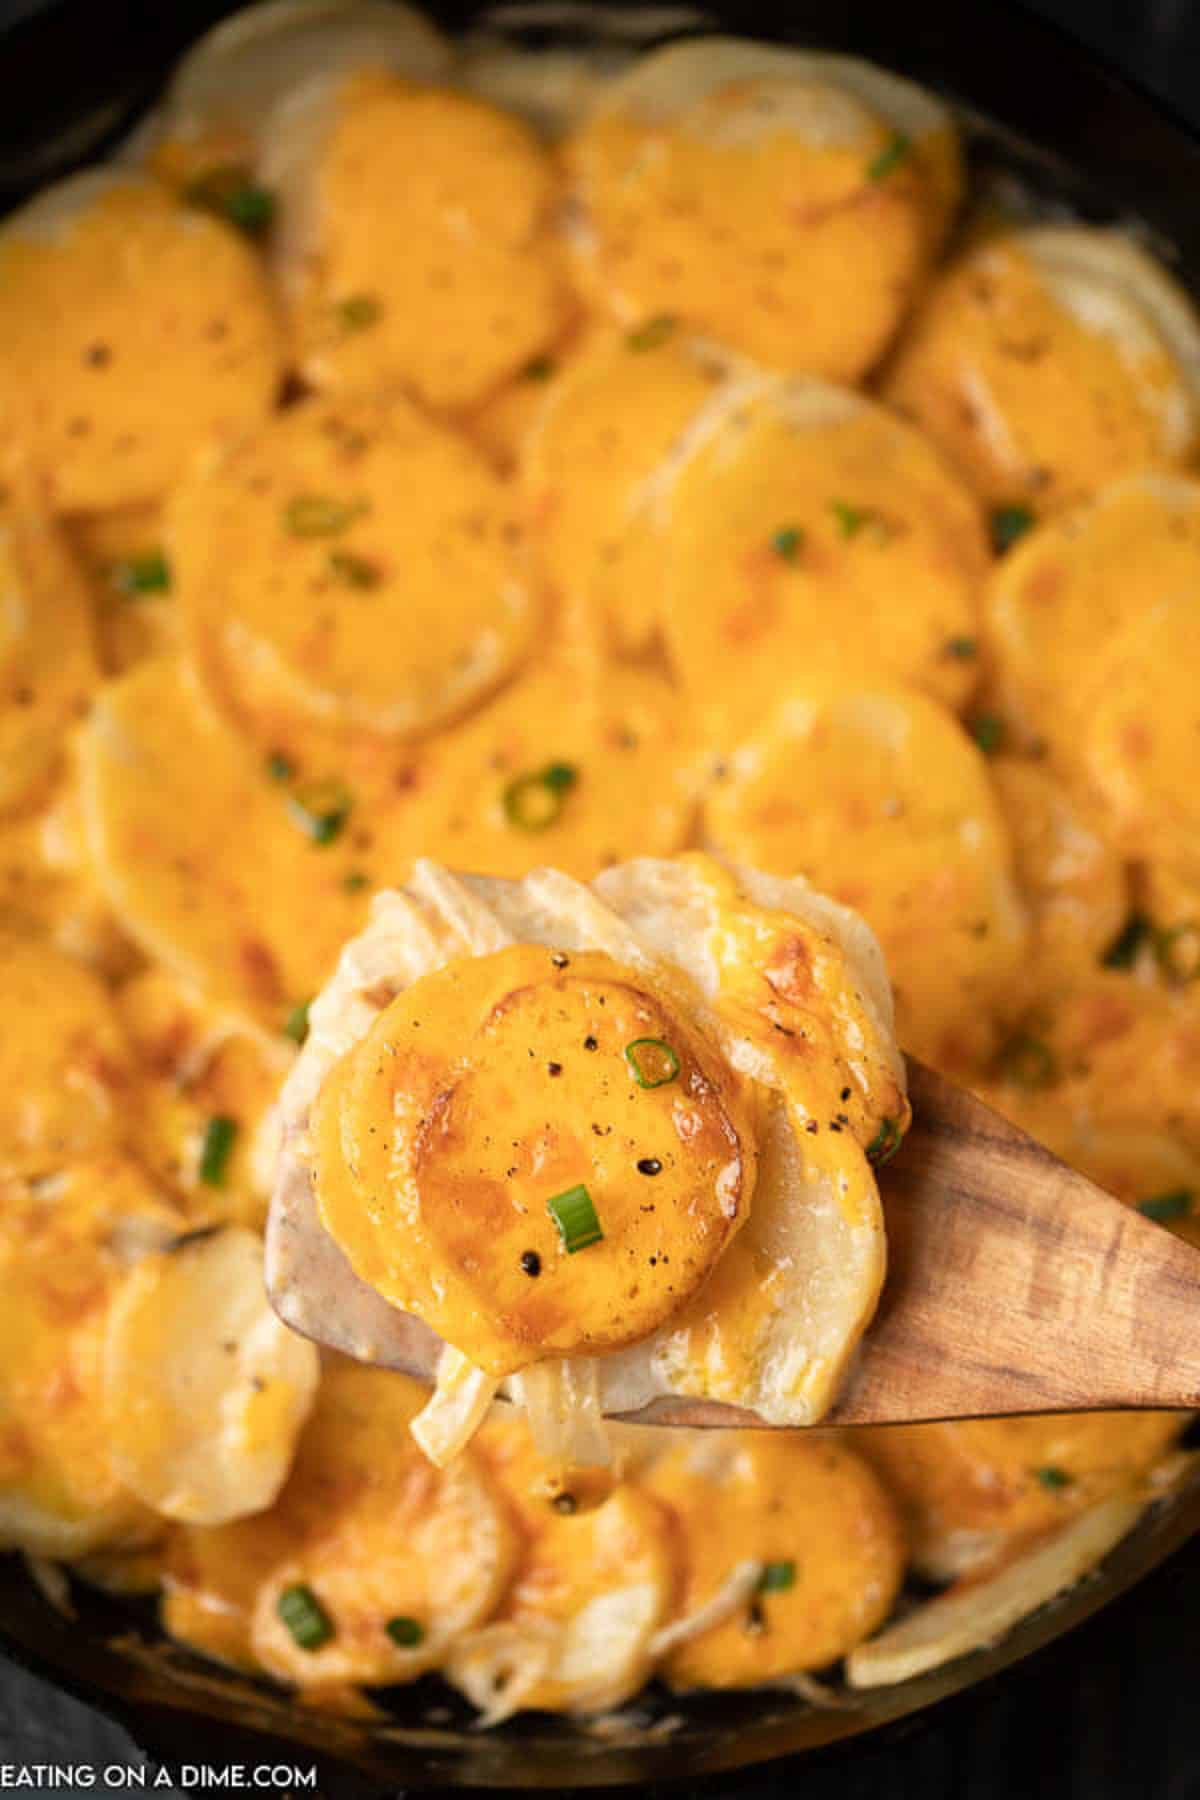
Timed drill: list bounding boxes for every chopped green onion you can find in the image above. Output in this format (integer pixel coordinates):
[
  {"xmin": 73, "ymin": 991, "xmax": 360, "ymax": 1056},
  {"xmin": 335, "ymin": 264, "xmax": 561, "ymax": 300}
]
[
  {"xmin": 1034, "ymin": 1465, "xmax": 1072, "ymax": 1491},
  {"xmin": 831, "ymin": 499, "xmax": 867, "ymax": 539},
  {"xmin": 335, "ymin": 292, "xmax": 381, "ymax": 333},
  {"xmin": 523, "ymin": 354, "xmax": 557, "ymax": 381},
  {"xmin": 944, "ymin": 636, "xmax": 978, "ymax": 660},
  {"xmin": 385, "ymin": 1616, "xmax": 425, "ymax": 1648},
  {"xmin": 866, "ymin": 1117, "xmax": 904, "ymax": 1167},
  {"xmin": 546, "ymin": 1183, "xmax": 604, "ymax": 1254},
  {"xmin": 970, "ymin": 713, "xmax": 1005, "ymax": 755},
  {"xmin": 283, "ymin": 494, "xmax": 367, "ymax": 538},
  {"xmin": 990, "ymin": 504, "xmax": 1035, "ymax": 553},
  {"xmin": 111, "ymin": 550, "xmax": 170, "ymax": 596},
  {"xmin": 1102, "ymin": 912, "xmax": 1152, "ymax": 969},
  {"xmin": 1137, "ymin": 1188, "xmax": 1194, "ymax": 1224},
  {"xmin": 627, "ymin": 314, "xmax": 676, "ymax": 352},
  {"xmin": 996, "ymin": 1031, "xmax": 1057, "ymax": 1091},
  {"xmin": 1154, "ymin": 922, "xmax": 1200, "ymax": 986},
  {"xmin": 328, "ymin": 548, "xmax": 380, "ymax": 589},
  {"xmin": 277, "ymin": 1584, "xmax": 333, "ymax": 1650},
  {"xmin": 185, "ymin": 165, "xmax": 276, "ymax": 240},
  {"xmin": 283, "ymin": 999, "xmax": 311, "ymax": 1045},
  {"xmin": 502, "ymin": 762, "xmax": 579, "ymax": 831},
  {"xmin": 199, "ymin": 1115, "xmax": 238, "ymax": 1187},
  {"xmin": 625, "ymin": 1037, "xmax": 681, "ymax": 1090},
  {"xmin": 771, "ymin": 525, "xmax": 805, "ymax": 563},
  {"xmin": 287, "ymin": 776, "xmax": 353, "ymax": 846},
  {"xmin": 867, "ymin": 132, "xmax": 911, "ymax": 183},
  {"xmin": 758, "ymin": 1560, "xmax": 796, "ymax": 1592},
  {"xmin": 266, "ymin": 751, "xmax": 295, "ymax": 783},
  {"xmin": 342, "ymin": 870, "xmax": 370, "ymax": 893}
]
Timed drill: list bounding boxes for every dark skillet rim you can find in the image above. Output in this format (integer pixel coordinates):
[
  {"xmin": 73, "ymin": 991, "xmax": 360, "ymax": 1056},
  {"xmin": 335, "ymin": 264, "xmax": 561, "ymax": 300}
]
[{"xmin": 0, "ymin": 0, "xmax": 1198, "ymax": 1789}]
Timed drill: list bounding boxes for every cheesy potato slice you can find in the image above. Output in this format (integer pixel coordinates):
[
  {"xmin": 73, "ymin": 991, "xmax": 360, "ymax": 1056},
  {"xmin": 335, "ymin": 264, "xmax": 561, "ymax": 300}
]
[
  {"xmin": 277, "ymin": 72, "xmax": 573, "ymax": 411},
  {"xmin": 0, "ymin": 173, "xmax": 284, "ymax": 514},
  {"xmin": 703, "ymin": 677, "xmax": 1028, "ymax": 1067},
  {"xmin": 0, "ymin": 1156, "xmax": 180, "ymax": 1557},
  {"xmin": 172, "ymin": 390, "xmax": 535, "ymax": 748},
  {"xmin": 0, "ymin": 470, "xmax": 99, "ymax": 818},
  {"xmin": 983, "ymin": 472, "xmax": 1200, "ymax": 771},
  {"xmin": 885, "ymin": 228, "xmax": 1200, "ymax": 515},
  {"xmin": 272, "ymin": 854, "xmax": 904, "ymax": 1454},
  {"xmin": 564, "ymin": 37, "xmax": 948, "ymax": 378},
  {"xmin": 860, "ymin": 1413, "xmax": 1179, "ymax": 1583},
  {"xmin": 653, "ymin": 377, "xmax": 987, "ymax": 743},
  {"xmin": 446, "ymin": 1412, "xmax": 675, "ymax": 1719},
  {"xmin": 645, "ymin": 1432, "xmax": 904, "ymax": 1688},
  {"xmin": 105, "ymin": 1225, "xmax": 320, "ymax": 1525},
  {"xmin": 77, "ymin": 657, "xmax": 377, "ymax": 1026}
]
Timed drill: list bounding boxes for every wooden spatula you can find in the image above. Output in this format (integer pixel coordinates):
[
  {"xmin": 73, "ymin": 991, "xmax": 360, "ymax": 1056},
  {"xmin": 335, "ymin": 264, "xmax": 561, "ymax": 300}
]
[{"xmin": 265, "ymin": 1057, "xmax": 1200, "ymax": 1426}]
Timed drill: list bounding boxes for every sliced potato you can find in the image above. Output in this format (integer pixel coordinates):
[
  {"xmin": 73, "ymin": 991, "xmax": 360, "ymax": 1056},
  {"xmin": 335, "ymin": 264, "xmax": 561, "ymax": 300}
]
[
  {"xmin": 885, "ymin": 228, "xmax": 1200, "ymax": 513},
  {"xmin": 0, "ymin": 927, "xmax": 133, "ymax": 1173},
  {"xmin": 283, "ymin": 74, "xmax": 573, "ymax": 411},
  {"xmin": 847, "ymin": 1491, "xmax": 1150, "ymax": 1688},
  {"xmin": 105, "ymin": 1225, "xmax": 319, "ymax": 1526},
  {"xmin": 0, "ymin": 174, "xmax": 284, "ymax": 513},
  {"xmin": 645, "ymin": 1431, "xmax": 904, "ymax": 1688},
  {"xmin": 984, "ymin": 473, "xmax": 1200, "ymax": 769},
  {"xmin": 0, "ymin": 792, "xmax": 134, "ymax": 979},
  {"xmin": 0, "ymin": 1155, "xmax": 179, "ymax": 1557},
  {"xmin": 653, "ymin": 378, "xmax": 988, "ymax": 743},
  {"xmin": 173, "ymin": 390, "xmax": 535, "ymax": 748},
  {"xmin": 860, "ymin": 1412, "xmax": 1181, "ymax": 1582},
  {"xmin": 77, "ymin": 657, "xmax": 379, "ymax": 1025},
  {"xmin": 448, "ymin": 1413, "xmax": 675, "ymax": 1718},
  {"xmin": 457, "ymin": 37, "xmax": 632, "ymax": 138},
  {"xmin": 564, "ymin": 37, "xmax": 943, "ymax": 378},
  {"xmin": 702, "ymin": 677, "xmax": 1028, "ymax": 1066}
]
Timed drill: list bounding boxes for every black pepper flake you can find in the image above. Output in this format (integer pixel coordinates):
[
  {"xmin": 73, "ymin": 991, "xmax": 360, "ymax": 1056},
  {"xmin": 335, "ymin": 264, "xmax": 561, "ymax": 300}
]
[
  {"xmin": 637, "ymin": 1157, "xmax": 663, "ymax": 1176},
  {"xmin": 829, "ymin": 1121, "xmax": 843, "ymax": 1133},
  {"xmin": 745, "ymin": 1601, "xmax": 767, "ymax": 1636},
  {"xmin": 805, "ymin": 1120, "xmax": 819, "ymax": 1134},
  {"xmin": 583, "ymin": 1035, "xmax": 599, "ymax": 1051},
  {"xmin": 520, "ymin": 1250, "xmax": 541, "ymax": 1277},
  {"xmin": 547, "ymin": 1061, "xmax": 563, "ymax": 1077},
  {"xmin": 840, "ymin": 1087, "xmax": 851, "ymax": 1101},
  {"xmin": 551, "ymin": 952, "xmax": 570, "ymax": 969},
  {"xmin": 552, "ymin": 1492, "xmax": 577, "ymax": 1515}
]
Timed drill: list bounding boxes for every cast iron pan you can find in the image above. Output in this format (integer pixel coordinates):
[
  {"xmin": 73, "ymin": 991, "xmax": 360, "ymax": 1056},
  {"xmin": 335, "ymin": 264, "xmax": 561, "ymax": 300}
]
[{"xmin": 1, "ymin": 0, "xmax": 1198, "ymax": 1788}]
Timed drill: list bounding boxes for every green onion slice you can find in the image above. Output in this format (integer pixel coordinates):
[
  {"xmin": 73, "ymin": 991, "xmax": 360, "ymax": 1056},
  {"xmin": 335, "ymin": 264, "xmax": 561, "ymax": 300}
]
[
  {"xmin": 625, "ymin": 1037, "xmax": 681, "ymax": 1089},
  {"xmin": 626, "ymin": 314, "xmax": 676, "ymax": 352},
  {"xmin": 277, "ymin": 1584, "xmax": 333, "ymax": 1650},
  {"xmin": 287, "ymin": 777, "xmax": 353, "ymax": 846},
  {"xmin": 199, "ymin": 1115, "xmax": 238, "ymax": 1187},
  {"xmin": 342, "ymin": 870, "xmax": 370, "ymax": 893},
  {"xmin": 266, "ymin": 750, "xmax": 295, "ymax": 783},
  {"xmin": 944, "ymin": 635, "xmax": 978, "ymax": 660},
  {"xmin": 1137, "ymin": 1188, "xmax": 1194, "ymax": 1223},
  {"xmin": 335, "ymin": 292, "xmax": 381, "ymax": 333},
  {"xmin": 328, "ymin": 549, "xmax": 381, "ymax": 589},
  {"xmin": 385, "ymin": 1616, "xmax": 425, "ymax": 1648},
  {"xmin": 990, "ymin": 504, "xmax": 1035, "ymax": 553},
  {"xmin": 970, "ymin": 713, "xmax": 1005, "ymax": 755},
  {"xmin": 502, "ymin": 762, "xmax": 579, "ymax": 831},
  {"xmin": 867, "ymin": 132, "xmax": 911, "ymax": 183},
  {"xmin": 996, "ymin": 1031, "xmax": 1057, "ymax": 1091},
  {"xmin": 284, "ymin": 495, "xmax": 367, "ymax": 538},
  {"xmin": 1034, "ymin": 1466, "xmax": 1072, "ymax": 1491},
  {"xmin": 523, "ymin": 354, "xmax": 557, "ymax": 381},
  {"xmin": 1102, "ymin": 912, "xmax": 1151, "ymax": 969},
  {"xmin": 111, "ymin": 550, "xmax": 171, "ymax": 596},
  {"xmin": 185, "ymin": 165, "xmax": 276, "ymax": 240},
  {"xmin": 546, "ymin": 1183, "xmax": 604, "ymax": 1254},
  {"xmin": 771, "ymin": 525, "xmax": 805, "ymax": 563},
  {"xmin": 283, "ymin": 999, "xmax": 311, "ymax": 1045},
  {"xmin": 758, "ymin": 1560, "xmax": 797, "ymax": 1592},
  {"xmin": 866, "ymin": 1117, "xmax": 904, "ymax": 1167},
  {"xmin": 831, "ymin": 499, "xmax": 866, "ymax": 538}
]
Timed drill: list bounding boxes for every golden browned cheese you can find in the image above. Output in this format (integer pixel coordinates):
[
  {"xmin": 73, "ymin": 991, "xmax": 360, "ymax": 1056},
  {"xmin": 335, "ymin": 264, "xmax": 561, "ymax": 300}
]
[
  {"xmin": 861, "ymin": 1414, "xmax": 1181, "ymax": 1581},
  {"xmin": 289, "ymin": 75, "xmax": 573, "ymax": 411},
  {"xmin": 0, "ymin": 177, "xmax": 284, "ymax": 513},
  {"xmin": 703, "ymin": 677, "xmax": 1028, "ymax": 1067},
  {"xmin": 654, "ymin": 381, "xmax": 988, "ymax": 746},
  {"xmin": 310, "ymin": 943, "xmax": 760, "ymax": 1376},
  {"xmin": 172, "ymin": 390, "xmax": 536, "ymax": 751},
  {"xmin": 644, "ymin": 1432, "xmax": 904, "ymax": 1687},
  {"xmin": 565, "ymin": 68, "xmax": 933, "ymax": 379},
  {"xmin": 0, "ymin": 1155, "xmax": 179, "ymax": 1557},
  {"xmin": 0, "ymin": 469, "xmax": 99, "ymax": 818},
  {"xmin": 163, "ymin": 1360, "xmax": 517, "ymax": 1685},
  {"xmin": 884, "ymin": 236, "xmax": 1200, "ymax": 513}
]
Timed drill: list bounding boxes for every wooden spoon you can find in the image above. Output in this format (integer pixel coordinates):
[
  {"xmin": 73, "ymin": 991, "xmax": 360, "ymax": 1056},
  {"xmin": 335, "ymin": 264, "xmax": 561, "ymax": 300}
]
[{"xmin": 265, "ymin": 1057, "xmax": 1200, "ymax": 1426}]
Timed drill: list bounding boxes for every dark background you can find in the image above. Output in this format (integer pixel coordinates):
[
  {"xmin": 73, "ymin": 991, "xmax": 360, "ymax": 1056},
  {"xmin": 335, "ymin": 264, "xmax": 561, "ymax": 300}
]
[{"xmin": 1, "ymin": 0, "xmax": 1199, "ymax": 1792}]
